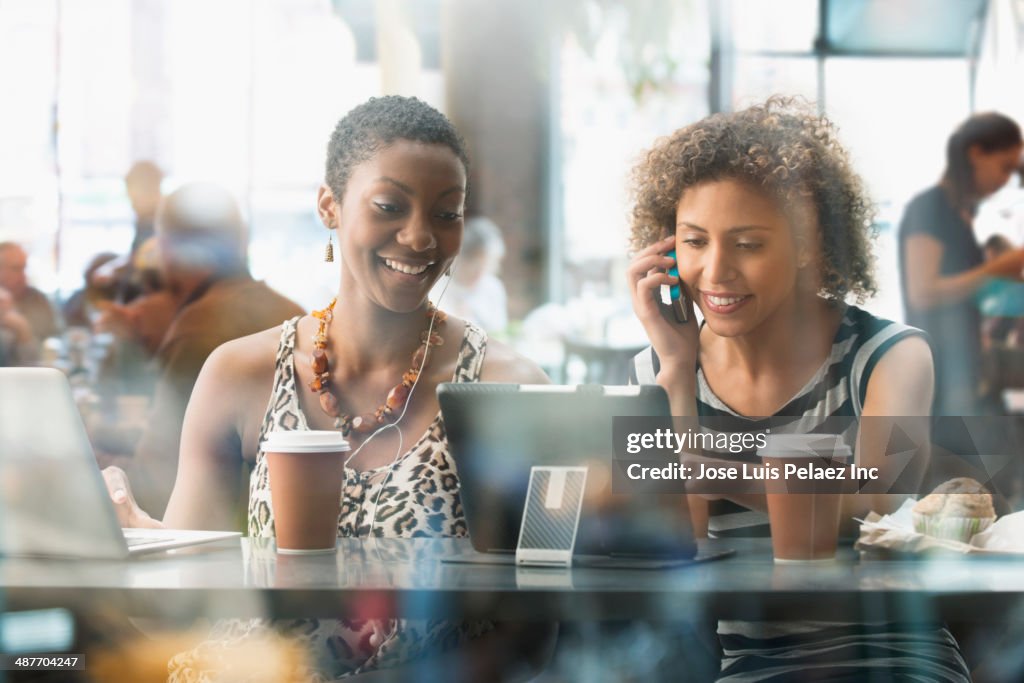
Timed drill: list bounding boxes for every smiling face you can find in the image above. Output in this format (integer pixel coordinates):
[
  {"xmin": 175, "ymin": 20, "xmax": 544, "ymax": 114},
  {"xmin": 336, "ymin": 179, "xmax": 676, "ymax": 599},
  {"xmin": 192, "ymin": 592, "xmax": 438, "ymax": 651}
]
[
  {"xmin": 969, "ymin": 143, "xmax": 1024, "ymax": 198},
  {"xmin": 675, "ymin": 179, "xmax": 808, "ymax": 337},
  {"xmin": 319, "ymin": 139, "xmax": 467, "ymax": 313}
]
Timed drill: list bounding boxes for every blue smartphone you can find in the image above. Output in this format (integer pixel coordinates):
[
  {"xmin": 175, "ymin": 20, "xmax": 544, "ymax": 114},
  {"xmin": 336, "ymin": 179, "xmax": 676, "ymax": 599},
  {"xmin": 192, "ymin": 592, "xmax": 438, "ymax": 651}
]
[{"xmin": 664, "ymin": 249, "xmax": 689, "ymax": 323}]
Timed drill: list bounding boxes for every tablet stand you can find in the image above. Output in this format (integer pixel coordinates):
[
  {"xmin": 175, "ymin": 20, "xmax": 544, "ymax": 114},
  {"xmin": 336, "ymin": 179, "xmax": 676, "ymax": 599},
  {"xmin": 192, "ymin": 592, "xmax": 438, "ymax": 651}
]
[{"xmin": 515, "ymin": 466, "xmax": 587, "ymax": 567}]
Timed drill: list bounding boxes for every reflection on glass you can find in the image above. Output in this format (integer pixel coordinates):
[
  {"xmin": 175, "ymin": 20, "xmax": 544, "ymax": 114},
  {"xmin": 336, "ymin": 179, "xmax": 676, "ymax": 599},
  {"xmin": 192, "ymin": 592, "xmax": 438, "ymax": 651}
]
[{"xmin": 0, "ymin": 608, "xmax": 75, "ymax": 654}]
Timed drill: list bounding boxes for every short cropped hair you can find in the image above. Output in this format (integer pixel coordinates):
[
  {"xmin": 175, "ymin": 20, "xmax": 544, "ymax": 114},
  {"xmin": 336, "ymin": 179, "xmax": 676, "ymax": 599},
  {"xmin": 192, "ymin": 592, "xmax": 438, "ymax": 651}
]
[
  {"xmin": 325, "ymin": 96, "xmax": 469, "ymax": 201},
  {"xmin": 630, "ymin": 97, "xmax": 877, "ymax": 303}
]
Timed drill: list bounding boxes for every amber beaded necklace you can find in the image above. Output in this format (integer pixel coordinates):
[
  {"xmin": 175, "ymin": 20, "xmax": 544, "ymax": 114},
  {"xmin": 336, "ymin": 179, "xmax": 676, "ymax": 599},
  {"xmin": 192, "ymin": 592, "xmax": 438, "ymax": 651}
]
[{"xmin": 308, "ymin": 298, "xmax": 446, "ymax": 438}]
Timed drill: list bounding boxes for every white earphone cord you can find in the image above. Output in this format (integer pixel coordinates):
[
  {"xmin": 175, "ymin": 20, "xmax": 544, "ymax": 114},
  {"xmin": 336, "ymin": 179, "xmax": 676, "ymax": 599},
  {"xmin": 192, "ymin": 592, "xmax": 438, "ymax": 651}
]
[{"xmin": 343, "ymin": 261, "xmax": 456, "ymax": 534}]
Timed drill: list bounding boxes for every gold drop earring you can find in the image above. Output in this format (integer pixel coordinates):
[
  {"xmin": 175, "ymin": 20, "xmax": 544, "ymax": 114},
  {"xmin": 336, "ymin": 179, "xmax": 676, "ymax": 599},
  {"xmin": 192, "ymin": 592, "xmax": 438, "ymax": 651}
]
[{"xmin": 324, "ymin": 229, "xmax": 335, "ymax": 263}]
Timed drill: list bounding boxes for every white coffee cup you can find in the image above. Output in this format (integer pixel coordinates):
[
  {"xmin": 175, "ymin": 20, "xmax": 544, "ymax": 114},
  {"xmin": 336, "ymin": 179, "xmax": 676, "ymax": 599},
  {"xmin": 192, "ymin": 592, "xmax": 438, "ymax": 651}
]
[{"xmin": 262, "ymin": 430, "xmax": 350, "ymax": 554}]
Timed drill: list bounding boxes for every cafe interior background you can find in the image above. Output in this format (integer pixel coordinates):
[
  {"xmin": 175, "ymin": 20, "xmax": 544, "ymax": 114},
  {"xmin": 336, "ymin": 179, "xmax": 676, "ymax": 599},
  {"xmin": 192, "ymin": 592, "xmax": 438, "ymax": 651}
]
[
  {"xmin": 1, "ymin": 0, "xmax": 1024, "ymax": 382},
  {"xmin": 2, "ymin": 0, "xmax": 1024, "ymax": 675}
]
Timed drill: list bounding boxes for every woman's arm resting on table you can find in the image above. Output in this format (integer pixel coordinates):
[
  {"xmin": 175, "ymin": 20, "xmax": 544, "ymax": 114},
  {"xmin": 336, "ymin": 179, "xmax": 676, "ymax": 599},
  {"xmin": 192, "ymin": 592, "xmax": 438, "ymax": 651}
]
[{"xmin": 844, "ymin": 335, "xmax": 934, "ymax": 531}]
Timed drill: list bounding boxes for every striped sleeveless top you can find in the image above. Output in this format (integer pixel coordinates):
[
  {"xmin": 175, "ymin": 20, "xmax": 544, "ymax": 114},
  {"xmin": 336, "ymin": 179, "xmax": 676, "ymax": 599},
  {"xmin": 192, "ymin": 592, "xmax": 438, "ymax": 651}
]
[
  {"xmin": 630, "ymin": 305, "xmax": 970, "ymax": 682},
  {"xmin": 630, "ymin": 304, "xmax": 923, "ymax": 536}
]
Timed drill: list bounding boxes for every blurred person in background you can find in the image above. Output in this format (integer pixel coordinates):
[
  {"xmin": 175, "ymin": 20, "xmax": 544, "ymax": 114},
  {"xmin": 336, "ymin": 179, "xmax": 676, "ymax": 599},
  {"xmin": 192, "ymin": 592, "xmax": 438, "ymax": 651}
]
[
  {"xmin": 433, "ymin": 215, "xmax": 509, "ymax": 333},
  {"xmin": 117, "ymin": 183, "xmax": 303, "ymax": 516},
  {"xmin": 125, "ymin": 161, "xmax": 164, "ymax": 265},
  {"xmin": 973, "ymin": 234, "xmax": 1024, "ymax": 407},
  {"xmin": 115, "ymin": 160, "xmax": 165, "ymax": 303},
  {"xmin": 899, "ymin": 113, "xmax": 1024, "ymax": 416},
  {"xmin": 977, "ymin": 234, "xmax": 1024, "ymax": 347},
  {"xmin": 102, "ymin": 95, "xmax": 554, "ymax": 682},
  {"xmin": 96, "ymin": 237, "xmax": 181, "ymax": 358},
  {"xmin": 0, "ymin": 241, "xmax": 60, "ymax": 344},
  {"xmin": 117, "ymin": 236, "xmax": 181, "ymax": 355},
  {"xmin": 85, "ymin": 237, "xmax": 183, "ymax": 419},
  {"xmin": 62, "ymin": 251, "xmax": 119, "ymax": 329},
  {"xmin": 0, "ymin": 286, "xmax": 37, "ymax": 366}
]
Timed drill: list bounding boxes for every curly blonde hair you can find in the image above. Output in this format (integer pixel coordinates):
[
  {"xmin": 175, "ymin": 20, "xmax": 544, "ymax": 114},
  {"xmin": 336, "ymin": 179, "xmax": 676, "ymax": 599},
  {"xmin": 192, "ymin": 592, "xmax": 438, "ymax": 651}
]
[{"xmin": 629, "ymin": 97, "xmax": 877, "ymax": 303}]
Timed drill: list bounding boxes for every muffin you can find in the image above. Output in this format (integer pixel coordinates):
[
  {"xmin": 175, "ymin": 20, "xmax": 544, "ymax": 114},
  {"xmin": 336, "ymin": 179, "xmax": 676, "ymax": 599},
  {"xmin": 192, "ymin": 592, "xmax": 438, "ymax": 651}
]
[{"xmin": 912, "ymin": 478, "xmax": 996, "ymax": 542}]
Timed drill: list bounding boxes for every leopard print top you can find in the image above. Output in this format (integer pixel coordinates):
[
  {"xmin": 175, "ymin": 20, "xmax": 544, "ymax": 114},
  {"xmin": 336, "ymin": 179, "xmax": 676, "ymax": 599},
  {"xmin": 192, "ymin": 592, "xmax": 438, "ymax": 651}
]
[
  {"xmin": 168, "ymin": 317, "xmax": 491, "ymax": 680},
  {"xmin": 247, "ymin": 316, "xmax": 485, "ymax": 539}
]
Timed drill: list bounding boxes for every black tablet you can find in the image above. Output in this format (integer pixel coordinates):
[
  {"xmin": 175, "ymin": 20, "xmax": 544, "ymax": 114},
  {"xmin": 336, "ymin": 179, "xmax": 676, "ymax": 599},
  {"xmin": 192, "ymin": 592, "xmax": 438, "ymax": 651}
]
[{"xmin": 438, "ymin": 383, "xmax": 698, "ymax": 562}]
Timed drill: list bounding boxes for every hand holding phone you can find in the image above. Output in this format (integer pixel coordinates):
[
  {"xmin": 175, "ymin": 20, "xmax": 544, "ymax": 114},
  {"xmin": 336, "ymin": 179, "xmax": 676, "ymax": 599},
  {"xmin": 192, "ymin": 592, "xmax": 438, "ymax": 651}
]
[
  {"xmin": 663, "ymin": 249, "xmax": 689, "ymax": 323},
  {"xmin": 627, "ymin": 236, "xmax": 698, "ymax": 370}
]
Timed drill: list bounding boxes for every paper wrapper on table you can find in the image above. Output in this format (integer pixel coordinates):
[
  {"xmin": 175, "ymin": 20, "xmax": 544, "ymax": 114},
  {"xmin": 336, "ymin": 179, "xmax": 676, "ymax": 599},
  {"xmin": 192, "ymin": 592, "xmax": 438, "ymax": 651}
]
[
  {"xmin": 855, "ymin": 498, "xmax": 1024, "ymax": 556},
  {"xmin": 911, "ymin": 512, "xmax": 994, "ymax": 542},
  {"xmin": 972, "ymin": 511, "xmax": 1024, "ymax": 552}
]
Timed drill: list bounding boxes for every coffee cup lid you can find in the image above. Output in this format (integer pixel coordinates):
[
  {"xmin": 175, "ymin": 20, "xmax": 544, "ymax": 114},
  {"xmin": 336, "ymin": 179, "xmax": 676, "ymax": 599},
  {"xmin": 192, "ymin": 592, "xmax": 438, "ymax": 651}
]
[
  {"xmin": 758, "ymin": 433, "xmax": 852, "ymax": 459},
  {"xmin": 262, "ymin": 430, "xmax": 350, "ymax": 453}
]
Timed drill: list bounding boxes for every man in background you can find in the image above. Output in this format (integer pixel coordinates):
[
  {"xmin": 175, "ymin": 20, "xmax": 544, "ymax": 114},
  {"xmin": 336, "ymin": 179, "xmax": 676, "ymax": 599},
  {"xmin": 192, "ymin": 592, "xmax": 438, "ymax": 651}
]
[
  {"xmin": 0, "ymin": 287, "xmax": 36, "ymax": 366},
  {"xmin": 114, "ymin": 160, "xmax": 165, "ymax": 303},
  {"xmin": 0, "ymin": 241, "xmax": 60, "ymax": 344},
  {"xmin": 125, "ymin": 183, "xmax": 303, "ymax": 515}
]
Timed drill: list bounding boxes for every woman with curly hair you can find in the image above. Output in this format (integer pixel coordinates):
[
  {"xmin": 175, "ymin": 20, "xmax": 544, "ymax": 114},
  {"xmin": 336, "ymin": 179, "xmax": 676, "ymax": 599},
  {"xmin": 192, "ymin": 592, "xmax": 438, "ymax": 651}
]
[
  {"xmin": 627, "ymin": 99, "xmax": 971, "ymax": 681},
  {"xmin": 899, "ymin": 113, "xmax": 1024, "ymax": 416}
]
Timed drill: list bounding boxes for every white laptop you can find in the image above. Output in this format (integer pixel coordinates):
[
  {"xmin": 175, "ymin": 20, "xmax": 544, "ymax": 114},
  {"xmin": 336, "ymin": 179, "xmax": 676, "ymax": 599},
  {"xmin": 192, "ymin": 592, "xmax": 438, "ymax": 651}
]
[{"xmin": 0, "ymin": 367, "xmax": 240, "ymax": 558}]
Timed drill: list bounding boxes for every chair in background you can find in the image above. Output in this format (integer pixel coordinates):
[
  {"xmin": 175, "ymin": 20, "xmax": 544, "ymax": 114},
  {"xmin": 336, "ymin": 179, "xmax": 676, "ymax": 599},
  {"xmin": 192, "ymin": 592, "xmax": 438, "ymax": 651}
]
[{"xmin": 561, "ymin": 337, "xmax": 647, "ymax": 385}]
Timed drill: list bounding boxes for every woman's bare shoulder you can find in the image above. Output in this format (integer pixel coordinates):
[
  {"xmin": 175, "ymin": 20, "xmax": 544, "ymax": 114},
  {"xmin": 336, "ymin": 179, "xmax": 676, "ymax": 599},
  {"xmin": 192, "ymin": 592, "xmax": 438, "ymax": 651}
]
[
  {"xmin": 863, "ymin": 335, "xmax": 934, "ymax": 416},
  {"xmin": 202, "ymin": 322, "xmax": 295, "ymax": 387}
]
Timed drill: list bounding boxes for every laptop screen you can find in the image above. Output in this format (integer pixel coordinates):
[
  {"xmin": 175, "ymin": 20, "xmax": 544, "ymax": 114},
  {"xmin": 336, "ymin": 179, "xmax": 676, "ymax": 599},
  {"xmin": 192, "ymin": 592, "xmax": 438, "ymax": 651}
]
[{"xmin": 0, "ymin": 368, "xmax": 128, "ymax": 558}]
